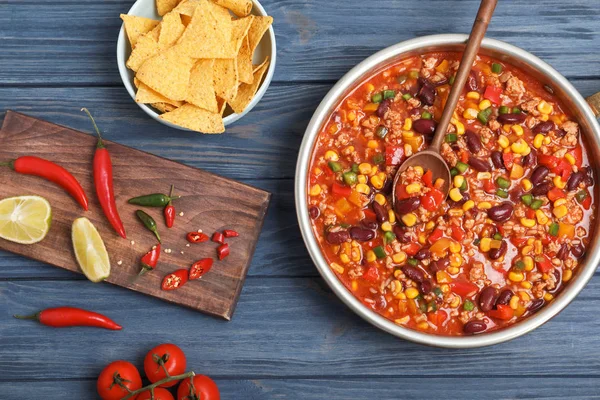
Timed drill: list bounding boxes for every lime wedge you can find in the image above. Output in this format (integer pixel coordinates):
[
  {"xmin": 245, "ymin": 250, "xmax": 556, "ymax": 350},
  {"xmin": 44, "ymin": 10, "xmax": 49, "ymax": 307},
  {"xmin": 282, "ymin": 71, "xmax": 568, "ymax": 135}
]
[
  {"xmin": 72, "ymin": 217, "xmax": 110, "ymax": 282},
  {"xmin": 0, "ymin": 196, "xmax": 52, "ymax": 244}
]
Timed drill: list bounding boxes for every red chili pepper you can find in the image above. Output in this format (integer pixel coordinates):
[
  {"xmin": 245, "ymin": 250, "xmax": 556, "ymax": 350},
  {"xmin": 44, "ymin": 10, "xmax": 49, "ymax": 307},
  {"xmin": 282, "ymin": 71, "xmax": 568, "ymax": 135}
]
[
  {"xmin": 82, "ymin": 108, "xmax": 126, "ymax": 239},
  {"xmin": 187, "ymin": 231, "xmax": 209, "ymax": 243},
  {"xmin": 223, "ymin": 229, "xmax": 239, "ymax": 238},
  {"xmin": 139, "ymin": 244, "xmax": 161, "ymax": 276},
  {"xmin": 212, "ymin": 232, "xmax": 225, "ymax": 244},
  {"xmin": 487, "ymin": 304, "xmax": 514, "ymax": 320},
  {"xmin": 0, "ymin": 156, "xmax": 88, "ymax": 210},
  {"xmin": 217, "ymin": 243, "xmax": 230, "ymax": 260},
  {"xmin": 161, "ymin": 269, "xmax": 188, "ymax": 291},
  {"xmin": 13, "ymin": 307, "xmax": 121, "ymax": 330},
  {"xmin": 164, "ymin": 185, "xmax": 176, "ymax": 229},
  {"xmin": 189, "ymin": 258, "xmax": 213, "ymax": 280}
]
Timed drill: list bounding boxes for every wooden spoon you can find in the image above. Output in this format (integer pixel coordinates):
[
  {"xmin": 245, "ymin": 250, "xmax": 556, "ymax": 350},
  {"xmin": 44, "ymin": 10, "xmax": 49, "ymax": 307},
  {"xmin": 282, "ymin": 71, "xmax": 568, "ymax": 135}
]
[{"xmin": 392, "ymin": 0, "xmax": 497, "ymax": 210}]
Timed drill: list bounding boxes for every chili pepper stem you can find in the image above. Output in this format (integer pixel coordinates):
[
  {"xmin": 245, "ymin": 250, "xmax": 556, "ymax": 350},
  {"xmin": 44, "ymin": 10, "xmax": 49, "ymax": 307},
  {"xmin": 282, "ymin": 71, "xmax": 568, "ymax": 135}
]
[
  {"xmin": 121, "ymin": 371, "xmax": 196, "ymax": 400},
  {"xmin": 13, "ymin": 313, "xmax": 40, "ymax": 321},
  {"xmin": 81, "ymin": 107, "xmax": 105, "ymax": 149},
  {"xmin": 168, "ymin": 185, "xmax": 175, "ymax": 205},
  {"xmin": 0, "ymin": 161, "xmax": 14, "ymax": 168}
]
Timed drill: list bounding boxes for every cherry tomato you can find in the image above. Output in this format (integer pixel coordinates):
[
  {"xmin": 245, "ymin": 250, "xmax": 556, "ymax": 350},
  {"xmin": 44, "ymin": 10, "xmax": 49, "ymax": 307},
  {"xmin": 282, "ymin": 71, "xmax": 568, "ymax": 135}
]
[
  {"xmin": 136, "ymin": 388, "xmax": 175, "ymax": 400},
  {"xmin": 162, "ymin": 269, "xmax": 189, "ymax": 291},
  {"xmin": 177, "ymin": 375, "xmax": 220, "ymax": 400},
  {"xmin": 97, "ymin": 360, "xmax": 142, "ymax": 400},
  {"xmin": 189, "ymin": 258, "xmax": 213, "ymax": 280},
  {"xmin": 144, "ymin": 343, "xmax": 187, "ymax": 388}
]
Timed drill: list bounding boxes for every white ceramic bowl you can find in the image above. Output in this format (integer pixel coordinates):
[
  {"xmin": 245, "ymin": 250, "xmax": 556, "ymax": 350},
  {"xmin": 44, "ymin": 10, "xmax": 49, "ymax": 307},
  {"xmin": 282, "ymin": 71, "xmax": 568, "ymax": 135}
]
[{"xmin": 117, "ymin": 0, "xmax": 276, "ymax": 130}]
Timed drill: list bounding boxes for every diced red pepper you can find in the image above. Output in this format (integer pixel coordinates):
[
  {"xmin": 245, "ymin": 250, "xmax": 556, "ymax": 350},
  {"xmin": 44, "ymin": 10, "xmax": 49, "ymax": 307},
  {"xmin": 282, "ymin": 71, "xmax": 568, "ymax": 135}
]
[
  {"xmin": 502, "ymin": 152, "xmax": 514, "ymax": 170},
  {"xmin": 332, "ymin": 182, "xmax": 352, "ymax": 197},
  {"xmin": 541, "ymin": 233, "xmax": 554, "ymax": 245},
  {"xmin": 323, "ymin": 165, "xmax": 334, "ymax": 176},
  {"xmin": 428, "ymin": 310, "xmax": 448, "ymax": 326},
  {"xmin": 547, "ymin": 187, "xmax": 566, "ymax": 202},
  {"xmin": 450, "ymin": 281, "xmax": 479, "ymax": 298},
  {"xmin": 212, "ymin": 232, "xmax": 225, "ymax": 244},
  {"xmin": 363, "ymin": 265, "xmax": 380, "ymax": 283},
  {"xmin": 217, "ymin": 243, "xmax": 230, "ymax": 260},
  {"xmin": 538, "ymin": 154, "xmax": 559, "ymax": 167},
  {"xmin": 459, "ymin": 150, "xmax": 469, "ymax": 163},
  {"xmin": 511, "ymin": 236, "xmax": 528, "ymax": 247},
  {"xmin": 525, "ymin": 208, "xmax": 535, "ymax": 219},
  {"xmin": 187, "ymin": 232, "xmax": 209, "ymax": 243},
  {"xmin": 553, "ymin": 159, "xmax": 572, "ymax": 181},
  {"xmin": 535, "ymin": 254, "xmax": 553, "ymax": 273},
  {"xmin": 421, "ymin": 188, "xmax": 444, "ymax": 211},
  {"xmin": 385, "ymin": 145, "xmax": 405, "ymax": 166},
  {"xmin": 451, "ymin": 224, "xmax": 465, "ymax": 241},
  {"xmin": 428, "ymin": 228, "xmax": 444, "ymax": 244},
  {"xmin": 363, "ymin": 209, "xmax": 377, "ymax": 221},
  {"xmin": 487, "ymin": 304, "xmax": 514, "ymax": 320},
  {"xmin": 581, "ymin": 190, "xmax": 592, "ymax": 210},
  {"xmin": 483, "ymin": 85, "xmax": 502, "ymax": 105},
  {"xmin": 404, "ymin": 242, "xmax": 421, "ymax": 256},
  {"xmin": 567, "ymin": 146, "xmax": 583, "ymax": 168},
  {"xmin": 223, "ymin": 229, "xmax": 239, "ymax": 238},
  {"xmin": 483, "ymin": 179, "xmax": 496, "ymax": 194},
  {"xmin": 395, "ymin": 183, "xmax": 410, "ymax": 200},
  {"xmin": 422, "ymin": 170, "xmax": 433, "ymax": 188}
]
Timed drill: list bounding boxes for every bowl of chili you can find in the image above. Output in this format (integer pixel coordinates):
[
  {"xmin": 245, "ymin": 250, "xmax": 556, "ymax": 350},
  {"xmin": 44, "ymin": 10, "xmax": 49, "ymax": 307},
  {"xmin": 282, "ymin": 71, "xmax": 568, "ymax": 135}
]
[{"xmin": 296, "ymin": 34, "xmax": 600, "ymax": 348}]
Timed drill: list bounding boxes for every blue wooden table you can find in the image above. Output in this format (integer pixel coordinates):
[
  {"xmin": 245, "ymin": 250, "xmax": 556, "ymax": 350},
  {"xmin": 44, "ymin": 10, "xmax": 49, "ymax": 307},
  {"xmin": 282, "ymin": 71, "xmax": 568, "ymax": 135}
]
[{"xmin": 1, "ymin": 1, "xmax": 600, "ymax": 398}]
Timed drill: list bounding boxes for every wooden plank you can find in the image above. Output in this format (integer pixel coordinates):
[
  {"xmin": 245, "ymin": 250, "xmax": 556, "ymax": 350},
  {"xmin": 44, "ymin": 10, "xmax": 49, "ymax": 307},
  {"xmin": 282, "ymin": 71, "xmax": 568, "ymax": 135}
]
[
  {"xmin": 0, "ymin": 1, "xmax": 599, "ymax": 84},
  {"xmin": 1, "ymin": 278, "xmax": 600, "ymax": 379},
  {"xmin": 2, "ymin": 377, "xmax": 600, "ymax": 400},
  {"xmin": 0, "ymin": 112, "xmax": 270, "ymax": 319}
]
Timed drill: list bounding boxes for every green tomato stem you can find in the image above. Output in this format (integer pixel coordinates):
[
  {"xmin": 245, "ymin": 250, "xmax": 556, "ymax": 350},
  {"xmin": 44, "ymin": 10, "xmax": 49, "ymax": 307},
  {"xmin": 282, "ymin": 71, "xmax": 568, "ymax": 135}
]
[{"xmin": 121, "ymin": 371, "xmax": 196, "ymax": 400}]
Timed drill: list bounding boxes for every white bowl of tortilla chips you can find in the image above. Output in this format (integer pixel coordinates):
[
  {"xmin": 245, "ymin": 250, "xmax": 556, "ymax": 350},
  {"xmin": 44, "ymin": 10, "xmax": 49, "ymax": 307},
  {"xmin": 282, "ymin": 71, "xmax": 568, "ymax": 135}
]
[{"xmin": 117, "ymin": 0, "xmax": 276, "ymax": 134}]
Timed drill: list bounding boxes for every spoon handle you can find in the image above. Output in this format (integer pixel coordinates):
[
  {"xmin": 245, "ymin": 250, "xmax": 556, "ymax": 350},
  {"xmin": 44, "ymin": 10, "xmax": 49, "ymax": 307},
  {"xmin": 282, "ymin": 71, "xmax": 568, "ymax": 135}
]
[{"xmin": 430, "ymin": 0, "xmax": 497, "ymax": 151}]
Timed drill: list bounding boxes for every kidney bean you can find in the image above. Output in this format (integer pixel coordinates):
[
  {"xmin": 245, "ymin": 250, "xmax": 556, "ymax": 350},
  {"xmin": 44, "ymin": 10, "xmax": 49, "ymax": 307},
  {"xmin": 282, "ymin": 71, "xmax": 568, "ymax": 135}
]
[
  {"xmin": 465, "ymin": 130, "xmax": 482, "ymax": 154},
  {"xmin": 401, "ymin": 265, "xmax": 425, "ymax": 283},
  {"xmin": 491, "ymin": 151, "xmax": 505, "ymax": 169},
  {"xmin": 430, "ymin": 257, "xmax": 449, "ymax": 274},
  {"xmin": 466, "ymin": 70, "xmax": 479, "ymax": 92},
  {"xmin": 372, "ymin": 201, "xmax": 388, "ymax": 223},
  {"xmin": 469, "ymin": 156, "xmax": 491, "ymax": 172},
  {"xmin": 326, "ymin": 230, "xmax": 349, "ymax": 244},
  {"xmin": 414, "ymin": 247, "xmax": 431, "ymax": 261},
  {"xmin": 529, "ymin": 166, "xmax": 549, "ymax": 186},
  {"xmin": 308, "ymin": 206, "xmax": 319, "ymax": 219},
  {"xmin": 528, "ymin": 299, "xmax": 544, "ymax": 314},
  {"xmin": 362, "ymin": 220, "xmax": 378, "ymax": 230},
  {"xmin": 376, "ymin": 99, "xmax": 392, "ymax": 118},
  {"xmin": 463, "ymin": 320, "xmax": 487, "ymax": 334},
  {"xmin": 523, "ymin": 149, "xmax": 537, "ymax": 168},
  {"xmin": 448, "ymin": 192, "xmax": 469, "ymax": 207},
  {"xmin": 395, "ymin": 196, "xmax": 421, "ymax": 215},
  {"xmin": 532, "ymin": 120, "xmax": 555, "ymax": 134},
  {"xmin": 487, "ymin": 202, "xmax": 514, "ymax": 222},
  {"xmin": 557, "ymin": 244, "xmax": 569, "ymax": 260},
  {"xmin": 479, "ymin": 286, "xmax": 498, "ymax": 312},
  {"xmin": 420, "ymin": 280, "xmax": 433, "ymax": 294},
  {"xmin": 349, "ymin": 227, "xmax": 375, "ymax": 242},
  {"xmin": 374, "ymin": 295, "xmax": 387, "ymax": 311},
  {"xmin": 571, "ymin": 243, "xmax": 585, "ymax": 258},
  {"xmin": 583, "ymin": 167, "xmax": 594, "ymax": 186},
  {"xmin": 566, "ymin": 171, "xmax": 584, "ymax": 191},
  {"xmin": 413, "ymin": 118, "xmax": 437, "ymax": 135},
  {"xmin": 555, "ymin": 129, "xmax": 567, "ymax": 138},
  {"xmin": 393, "ymin": 226, "xmax": 411, "ymax": 243},
  {"xmin": 531, "ymin": 181, "xmax": 553, "ymax": 197},
  {"xmin": 488, "ymin": 241, "xmax": 507, "ymax": 260},
  {"xmin": 417, "ymin": 78, "xmax": 436, "ymax": 106},
  {"xmin": 551, "ymin": 269, "xmax": 561, "ymax": 292},
  {"xmin": 497, "ymin": 113, "xmax": 527, "ymax": 124},
  {"xmin": 432, "ymin": 76, "xmax": 449, "ymax": 86},
  {"xmin": 381, "ymin": 178, "xmax": 394, "ymax": 194},
  {"xmin": 495, "ymin": 289, "xmax": 514, "ymax": 306}
]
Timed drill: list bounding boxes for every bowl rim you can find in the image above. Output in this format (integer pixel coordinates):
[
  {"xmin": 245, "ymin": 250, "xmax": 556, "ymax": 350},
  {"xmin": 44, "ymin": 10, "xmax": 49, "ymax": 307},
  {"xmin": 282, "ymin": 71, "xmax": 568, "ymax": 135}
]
[
  {"xmin": 116, "ymin": 0, "xmax": 277, "ymax": 130},
  {"xmin": 295, "ymin": 33, "xmax": 600, "ymax": 348}
]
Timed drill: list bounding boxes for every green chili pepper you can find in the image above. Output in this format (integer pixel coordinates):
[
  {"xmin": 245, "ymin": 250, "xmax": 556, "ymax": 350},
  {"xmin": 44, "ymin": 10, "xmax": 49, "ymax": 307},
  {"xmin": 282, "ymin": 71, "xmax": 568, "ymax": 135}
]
[
  {"xmin": 373, "ymin": 246, "xmax": 386, "ymax": 259},
  {"xmin": 450, "ymin": 167, "xmax": 459, "ymax": 177},
  {"xmin": 499, "ymin": 105, "xmax": 510, "ymax": 114},
  {"xmin": 459, "ymin": 179, "xmax": 468, "ymax": 191},
  {"xmin": 463, "ymin": 299, "xmax": 474, "ymax": 311},
  {"xmin": 371, "ymin": 93, "xmax": 383, "ymax": 103},
  {"xmin": 422, "ymin": 111, "xmax": 432, "ymax": 120},
  {"xmin": 521, "ymin": 194, "xmax": 533, "ymax": 206},
  {"xmin": 456, "ymin": 161, "xmax": 469, "ymax": 174},
  {"xmin": 530, "ymin": 199, "xmax": 544, "ymax": 210},
  {"xmin": 445, "ymin": 134, "xmax": 458, "ymax": 143},
  {"xmin": 402, "ymin": 93, "xmax": 412, "ymax": 100},
  {"xmin": 397, "ymin": 75, "xmax": 407, "ymax": 84},
  {"xmin": 418, "ymin": 301, "xmax": 427, "ymax": 313},
  {"xmin": 514, "ymin": 260, "xmax": 526, "ymax": 271},
  {"xmin": 343, "ymin": 171, "xmax": 358, "ymax": 186},
  {"xmin": 477, "ymin": 107, "xmax": 493, "ymax": 125},
  {"xmin": 496, "ymin": 176, "xmax": 510, "ymax": 189},
  {"xmin": 576, "ymin": 190, "xmax": 588, "ymax": 203},
  {"xmin": 512, "ymin": 107, "xmax": 521, "ymax": 114},
  {"xmin": 408, "ymin": 70, "xmax": 419, "ymax": 79},
  {"xmin": 408, "ymin": 258, "xmax": 418, "ymax": 266},
  {"xmin": 549, "ymin": 222, "xmax": 559, "ymax": 237},
  {"xmin": 351, "ymin": 163, "xmax": 359, "ymax": 174},
  {"xmin": 492, "ymin": 63, "xmax": 503, "ymax": 74},
  {"xmin": 383, "ymin": 90, "xmax": 396, "ymax": 100},
  {"xmin": 328, "ymin": 161, "xmax": 342, "ymax": 172},
  {"xmin": 428, "ymin": 302, "xmax": 438, "ymax": 312},
  {"xmin": 135, "ymin": 210, "xmax": 161, "ymax": 243},
  {"xmin": 373, "ymin": 154, "xmax": 385, "ymax": 165},
  {"xmin": 433, "ymin": 287, "xmax": 443, "ymax": 297},
  {"xmin": 449, "ymin": 75, "xmax": 456, "ymax": 85},
  {"xmin": 493, "ymin": 233, "xmax": 503, "ymax": 240},
  {"xmin": 376, "ymin": 125, "xmax": 389, "ymax": 139},
  {"xmin": 496, "ymin": 189, "xmax": 508, "ymax": 198},
  {"xmin": 383, "ymin": 231, "xmax": 396, "ymax": 244},
  {"xmin": 129, "ymin": 193, "xmax": 180, "ymax": 207}
]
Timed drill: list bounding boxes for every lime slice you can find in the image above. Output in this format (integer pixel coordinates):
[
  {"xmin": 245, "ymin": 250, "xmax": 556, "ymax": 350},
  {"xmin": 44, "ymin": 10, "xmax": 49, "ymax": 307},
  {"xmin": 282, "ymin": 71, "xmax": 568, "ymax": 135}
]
[
  {"xmin": 0, "ymin": 195, "xmax": 52, "ymax": 244},
  {"xmin": 72, "ymin": 217, "xmax": 110, "ymax": 282}
]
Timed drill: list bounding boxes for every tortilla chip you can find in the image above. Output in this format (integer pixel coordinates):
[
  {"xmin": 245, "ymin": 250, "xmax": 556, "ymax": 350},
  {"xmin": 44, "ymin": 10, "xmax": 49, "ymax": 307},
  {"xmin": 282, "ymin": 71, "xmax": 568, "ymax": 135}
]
[
  {"xmin": 160, "ymin": 103, "xmax": 225, "ymax": 133},
  {"xmin": 247, "ymin": 16, "xmax": 273, "ymax": 54},
  {"xmin": 187, "ymin": 59, "xmax": 219, "ymax": 112},
  {"xmin": 213, "ymin": 59, "xmax": 238, "ymax": 102},
  {"xmin": 152, "ymin": 102, "xmax": 178, "ymax": 113},
  {"xmin": 211, "ymin": 0, "xmax": 252, "ymax": 17},
  {"xmin": 217, "ymin": 97, "xmax": 228, "ymax": 116},
  {"xmin": 172, "ymin": 0, "xmax": 200, "ymax": 16},
  {"xmin": 229, "ymin": 57, "xmax": 269, "ymax": 114},
  {"xmin": 237, "ymin": 36, "xmax": 253, "ymax": 84},
  {"xmin": 157, "ymin": 0, "xmax": 183, "ymax": 16},
  {"xmin": 136, "ymin": 47, "xmax": 194, "ymax": 101},
  {"xmin": 181, "ymin": 14, "xmax": 193, "ymax": 26},
  {"xmin": 159, "ymin": 11, "xmax": 185, "ymax": 50},
  {"xmin": 136, "ymin": 82, "xmax": 183, "ymax": 107},
  {"xmin": 231, "ymin": 16, "xmax": 254, "ymax": 53},
  {"xmin": 174, "ymin": 1, "xmax": 235, "ymax": 58},
  {"xmin": 126, "ymin": 32, "xmax": 160, "ymax": 72},
  {"xmin": 120, "ymin": 14, "xmax": 159, "ymax": 48}
]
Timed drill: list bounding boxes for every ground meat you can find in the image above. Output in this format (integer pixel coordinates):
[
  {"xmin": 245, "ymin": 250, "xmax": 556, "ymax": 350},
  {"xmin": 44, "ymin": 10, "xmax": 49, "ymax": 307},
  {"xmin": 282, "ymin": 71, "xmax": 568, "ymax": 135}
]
[
  {"xmin": 441, "ymin": 142, "xmax": 458, "ymax": 167},
  {"xmin": 520, "ymin": 97, "xmax": 541, "ymax": 116},
  {"xmin": 323, "ymin": 213, "xmax": 337, "ymax": 226},
  {"xmin": 407, "ymin": 97, "xmax": 422, "ymax": 109},
  {"xmin": 560, "ymin": 121, "xmax": 579, "ymax": 146},
  {"xmin": 532, "ymin": 281, "xmax": 546, "ymax": 299},
  {"xmin": 505, "ymin": 76, "xmax": 526, "ymax": 100},
  {"xmin": 499, "ymin": 71, "xmax": 513, "ymax": 83},
  {"xmin": 488, "ymin": 118, "xmax": 501, "ymax": 131},
  {"xmin": 469, "ymin": 261, "xmax": 486, "ymax": 282},
  {"xmin": 479, "ymin": 126, "xmax": 495, "ymax": 146},
  {"xmin": 563, "ymin": 200, "xmax": 583, "ymax": 224},
  {"xmin": 422, "ymin": 56, "xmax": 438, "ymax": 69}
]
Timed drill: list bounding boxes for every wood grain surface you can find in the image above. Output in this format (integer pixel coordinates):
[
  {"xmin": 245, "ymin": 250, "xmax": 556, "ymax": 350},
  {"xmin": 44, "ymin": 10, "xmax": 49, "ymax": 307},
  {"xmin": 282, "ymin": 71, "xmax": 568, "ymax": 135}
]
[{"xmin": 0, "ymin": 111, "xmax": 270, "ymax": 319}]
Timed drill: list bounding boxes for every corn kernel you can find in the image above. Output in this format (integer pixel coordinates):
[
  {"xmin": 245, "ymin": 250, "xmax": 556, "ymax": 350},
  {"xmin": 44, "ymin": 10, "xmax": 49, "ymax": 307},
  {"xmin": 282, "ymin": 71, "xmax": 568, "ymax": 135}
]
[
  {"xmin": 448, "ymin": 208, "xmax": 464, "ymax": 217},
  {"xmin": 330, "ymin": 262, "xmax": 344, "ymax": 274},
  {"xmin": 425, "ymin": 221, "xmax": 436, "ymax": 231},
  {"xmin": 510, "ymin": 164, "xmax": 524, "ymax": 180},
  {"xmin": 463, "ymin": 108, "xmax": 478, "ymax": 120},
  {"xmin": 436, "ymin": 271, "xmax": 451, "ymax": 283},
  {"xmin": 340, "ymin": 254, "xmax": 350, "ymax": 264},
  {"xmin": 466, "ymin": 91, "xmax": 480, "ymax": 100},
  {"xmin": 537, "ymin": 100, "xmax": 553, "ymax": 115},
  {"xmin": 449, "ymin": 188, "xmax": 463, "ymax": 202},
  {"xmin": 366, "ymin": 250, "xmax": 376, "ymax": 263},
  {"xmin": 314, "ymin": 167, "xmax": 323, "ymax": 176},
  {"xmin": 480, "ymin": 238, "xmax": 492, "ymax": 252},
  {"xmin": 553, "ymin": 176, "xmax": 566, "ymax": 189},
  {"xmin": 357, "ymin": 174, "xmax": 367, "ymax": 184},
  {"xmin": 520, "ymin": 218, "xmax": 536, "ymax": 228},
  {"xmin": 395, "ymin": 316, "xmax": 410, "ymax": 325},
  {"xmin": 534, "ymin": 240, "xmax": 543, "ymax": 255},
  {"xmin": 477, "ymin": 172, "xmax": 492, "ymax": 180},
  {"xmin": 324, "ymin": 150, "xmax": 339, "ymax": 161},
  {"xmin": 449, "ymin": 241, "xmax": 462, "ymax": 254},
  {"xmin": 563, "ymin": 270, "xmax": 573, "ymax": 282},
  {"xmin": 448, "ymin": 266, "xmax": 460, "ymax": 275},
  {"xmin": 449, "ymin": 254, "xmax": 463, "ymax": 268},
  {"xmin": 543, "ymin": 136, "xmax": 551, "ymax": 145},
  {"xmin": 521, "ymin": 245, "xmax": 533, "ymax": 256},
  {"xmin": 397, "ymin": 293, "xmax": 407, "ymax": 300},
  {"xmin": 418, "ymin": 234, "xmax": 427, "ymax": 245},
  {"xmin": 388, "ymin": 210, "xmax": 396, "ymax": 223},
  {"xmin": 405, "ymin": 287, "xmax": 419, "ymax": 299},
  {"xmin": 310, "ymin": 184, "xmax": 322, "ymax": 196},
  {"xmin": 392, "ymin": 252, "xmax": 407, "ymax": 264},
  {"xmin": 477, "ymin": 201, "xmax": 492, "ymax": 210},
  {"xmin": 511, "ymin": 139, "xmax": 529, "ymax": 155},
  {"xmin": 356, "ymin": 183, "xmax": 371, "ymax": 194},
  {"xmin": 367, "ymin": 140, "xmax": 378, "ymax": 149},
  {"xmin": 462, "ymin": 200, "xmax": 475, "ymax": 211},
  {"xmin": 358, "ymin": 163, "xmax": 372, "ymax": 175},
  {"xmin": 453, "ymin": 175, "xmax": 465, "ymax": 188},
  {"xmin": 521, "ymin": 179, "xmax": 532, "ymax": 191},
  {"xmin": 523, "ymin": 256, "xmax": 534, "ymax": 271},
  {"xmin": 441, "ymin": 284, "xmax": 450, "ymax": 293},
  {"xmin": 402, "ymin": 118, "xmax": 412, "ymax": 131},
  {"xmin": 402, "ymin": 130, "xmax": 414, "ymax": 138},
  {"xmin": 508, "ymin": 295, "xmax": 519, "ymax": 310},
  {"xmin": 328, "ymin": 123, "xmax": 339, "ymax": 134},
  {"xmin": 554, "ymin": 198, "xmax": 567, "ymax": 207},
  {"xmin": 402, "ymin": 213, "xmax": 418, "ymax": 227},
  {"xmin": 539, "ymin": 113, "xmax": 549, "ymax": 122},
  {"xmin": 498, "ymin": 135, "xmax": 510, "ymax": 148},
  {"xmin": 521, "ymin": 281, "xmax": 532, "ymax": 289},
  {"xmin": 533, "ymin": 134, "xmax": 544, "ymax": 149},
  {"xmin": 535, "ymin": 209, "xmax": 549, "ymax": 225},
  {"xmin": 511, "ymin": 124, "xmax": 524, "ymax": 136},
  {"xmin": 417, "ymin": 322, "xmax": 430, "ymax": 330},
  {"xmin": 370, "ymin": 175, "xmax": 384, "ymax": 190},
  {"xmin": 405, "ymin": 183, "xmax": 422, "ymax": 194},
  {"xmin": 518, "ymin": 291, "xmax": 531, "ymax": 302},
  {"xmin": 381, "ymin": 222, "xmax": 392, "ymax": 232},
  {"xmin": 544, "ymin": 293, "xmax": 554, "ymax": 301},
  {"xmin": 451, "ymin": 118, "xmax": 465, "ymax": 135},
  {"xmin": 553, "ymin": 205, "xmax": 568, "ymax": 218},
  {"xmin": 508, "ymin": 271, "xmax": 524, "ymax": 282},
  {"xmin": 374, "ymin": 194, "xmax": 386, "ymax": 205},
  {"xmin": 413, "ymin": 167, "xmax": 424, "ymax": 177},
  {"xmin": 527, "ymin": 238, "xmax": 535, "ymax": 245},
  {"xmin": 347, "ymin": 110, "xmax": 356, "ymax": 121},
  {"xmin": 351, "ymin": 280, "xmax": 358, "ymax": 291},
  {"xmin": 565, "ymin": 154, "xmax": 576, "ymax": 165},
  {"xmin": 478, "ymin": 99, "xmax": 491, "ymax": 110},
  {"xmin": 450, "ymin": 296, "xmax": 461, "ymax": 308},
  {"xmin": 503, "ymin": 124, "xmax": 512, "ymax": 133}
]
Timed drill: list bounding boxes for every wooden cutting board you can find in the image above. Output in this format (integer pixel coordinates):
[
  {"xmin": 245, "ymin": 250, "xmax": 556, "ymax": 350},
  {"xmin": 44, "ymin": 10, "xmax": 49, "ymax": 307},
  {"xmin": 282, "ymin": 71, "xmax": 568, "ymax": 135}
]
[{"xmin": 0, "ymin": 111, "xmax": 270, "ymax": 320}]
